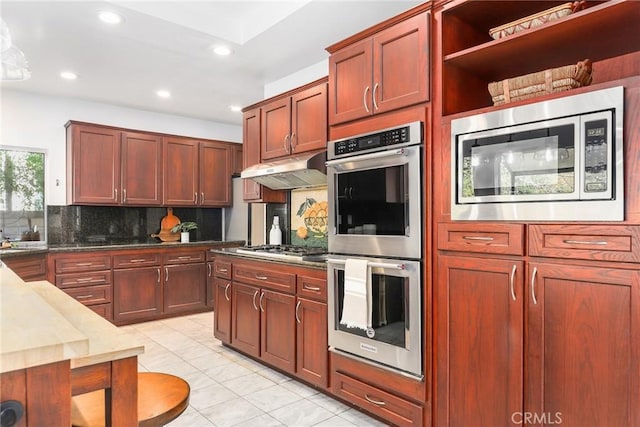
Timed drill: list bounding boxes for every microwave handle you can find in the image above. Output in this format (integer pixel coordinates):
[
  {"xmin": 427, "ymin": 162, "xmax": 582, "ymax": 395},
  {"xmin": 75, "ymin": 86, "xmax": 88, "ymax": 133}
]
[
  {"xmin": 325, "ymin": 148, "xmax": 406, "ymax": 167},
  {"xmin": 326, "ymin": 258, "xmax": 406, "ymax": 270}
]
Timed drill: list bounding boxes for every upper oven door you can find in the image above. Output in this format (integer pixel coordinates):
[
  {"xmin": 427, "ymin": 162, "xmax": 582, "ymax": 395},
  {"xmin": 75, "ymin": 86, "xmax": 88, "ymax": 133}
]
[{"xmin": 326, "ymin": 145, "xmax": 422, "ymax": 259}]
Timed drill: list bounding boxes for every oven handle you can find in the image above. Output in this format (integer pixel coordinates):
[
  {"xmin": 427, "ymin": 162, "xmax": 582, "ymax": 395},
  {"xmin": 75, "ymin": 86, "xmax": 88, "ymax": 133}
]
[
  {"xmin": 326, "ymin": 258, "xmax": 406, "ymax": 270},
  {"xmin": 325, "ymin": 148, "xmax": 406, "ymax": 167}
]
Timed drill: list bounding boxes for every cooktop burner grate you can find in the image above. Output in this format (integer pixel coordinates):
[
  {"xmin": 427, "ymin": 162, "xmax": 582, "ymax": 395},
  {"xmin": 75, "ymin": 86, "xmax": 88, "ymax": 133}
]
[{"xmin": 235, "ymin": 244, "xmax": 327, "ymax": 261}]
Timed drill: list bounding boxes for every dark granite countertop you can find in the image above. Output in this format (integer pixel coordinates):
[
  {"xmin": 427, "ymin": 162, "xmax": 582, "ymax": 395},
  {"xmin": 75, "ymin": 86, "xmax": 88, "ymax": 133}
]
[
  {"xmin": 0, "ymin": 240, "xmax": 245, "ymax": 259},
  {"xmin": 210, "ymin": 247, "xmax": 327, "ymax": 270}
]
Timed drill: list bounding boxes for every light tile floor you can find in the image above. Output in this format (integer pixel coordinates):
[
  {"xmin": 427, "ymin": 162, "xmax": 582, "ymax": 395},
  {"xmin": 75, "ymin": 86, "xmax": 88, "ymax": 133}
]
[{"xmin": 119, "ymin": 312, "xmax": 388, "ymax": 427}]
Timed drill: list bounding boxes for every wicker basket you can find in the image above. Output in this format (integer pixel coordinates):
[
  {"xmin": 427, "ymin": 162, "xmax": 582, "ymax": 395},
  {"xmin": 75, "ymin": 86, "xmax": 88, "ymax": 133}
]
[
  {"xmin": 489, "ymin": 1, "xmax": 586, "ymax": 40},
  {"xmin": 488, "ymin": 59, "xmax": 592, "ymax": 105}
]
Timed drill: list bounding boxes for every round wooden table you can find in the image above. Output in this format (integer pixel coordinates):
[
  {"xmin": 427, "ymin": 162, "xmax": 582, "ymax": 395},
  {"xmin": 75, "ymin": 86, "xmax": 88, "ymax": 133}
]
[{"xmin": 71, "ymin": 372, "xmax": 190, "ymax": 427}]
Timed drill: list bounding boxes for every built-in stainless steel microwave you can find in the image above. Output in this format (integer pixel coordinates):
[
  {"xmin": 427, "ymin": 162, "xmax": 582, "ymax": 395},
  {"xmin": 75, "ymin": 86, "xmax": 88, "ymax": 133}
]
[{"xmin": 451, "ymin": 86, "xmax": 624, "ymax": 221}]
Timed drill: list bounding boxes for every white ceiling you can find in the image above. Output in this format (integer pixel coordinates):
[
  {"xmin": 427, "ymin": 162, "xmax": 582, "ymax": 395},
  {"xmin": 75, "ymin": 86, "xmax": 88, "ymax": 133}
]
[{"xmin": 1, "ymin": 0, "xmax": 422, "ymax": 125}]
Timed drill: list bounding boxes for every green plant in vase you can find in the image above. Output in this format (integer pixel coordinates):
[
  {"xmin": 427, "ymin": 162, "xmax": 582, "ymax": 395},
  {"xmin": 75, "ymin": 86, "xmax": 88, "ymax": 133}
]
[{"xmin": 171, "ymin": 222, "xmax": 198, "ymax": 242}]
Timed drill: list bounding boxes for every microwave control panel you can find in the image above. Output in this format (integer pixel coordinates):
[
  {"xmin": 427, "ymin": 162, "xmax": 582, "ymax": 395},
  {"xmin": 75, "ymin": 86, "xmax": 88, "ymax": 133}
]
[
  {"xmin": 332, "ymin": 122, "xmax": 422, "ymax": 157},
  {"xmin": 584, "ymin": 117, "xmax": 609, "ymax": 193}
]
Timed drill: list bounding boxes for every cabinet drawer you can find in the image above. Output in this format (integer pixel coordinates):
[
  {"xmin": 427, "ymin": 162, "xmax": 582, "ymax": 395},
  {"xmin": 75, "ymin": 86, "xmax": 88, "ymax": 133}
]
[
  {"xmin": 233, "ymin": 263, "xmax": 296, "ymax": 293},
  {"xmin": 65, "ymin": 284, "xmax": 112, "ymax": 305},
  {"xmin": 86, "ymin": 303, "xmax": 113, "ymax": 321},
  {"xmin": 331, "ymin": 371, "xmax": 423, "ymax": 427},
  {"xmin": 55, "ymin": 254, "xmax": 111, "ymax": 273},
  {"xmin": 214, "ymin": 260, "xmax": 232, "ymax": 279},
  {"xmin": 113, "ymin": 253, "xmax": 161, "ymax": 268},
  {"xmin": 162, "ymin": 251, "xmax": 205, "ymax": 264},
  {"xmin": 438, "ymin": 222, "xmax": 525, "ymax": 255},
  {"xmin": 56, "ymin": 271, "xmax": 112, "ymax": 289},
  {"xmin": 297, "ymin": 275, "xmax": 327, "ymax": 302},
  {"xmin": 529, "ymin": 224, "xmax": 640, "ymax": 263},
  {"xmin": 2, "ymin": 254, "xmax": 47, "ymax": 281}
]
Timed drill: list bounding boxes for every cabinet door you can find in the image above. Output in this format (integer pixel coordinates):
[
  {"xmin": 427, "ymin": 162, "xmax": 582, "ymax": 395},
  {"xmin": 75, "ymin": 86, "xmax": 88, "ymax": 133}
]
[
  {"xmin": 199, "ymin": 141, "xmax": 231, "ymax": 206},
  {"xmin": 214, "ymin": 278, "xmax": 232, "ymax": 344},
  {"xmin": 121, "ymin": 131, "xmax": 163, "ymax": 205},
  {"xmin": 163, "ymin": 137, "xmax": 198, "ymax": 206},
  {"xmin": 67, "ymin": 124, "xmax": 120, "ymax": 205},
  {"xmin": 260, "ymin": 289, "xmax": 296, "ymax": 373},
  {"xmin": 113, "ymin": 266, "xmax": 162, "ymax": 323},
  {"xmin": 526, "ymin": 263, "xmax": 640, "ymax": 427},
  {"xmin": 296, "ymin": 297, "xmax": 328, "ymax": 388},
  {"xmin": 206, "ymin": 261, "xmax": 215, "ymax": 307},
  {"xmin": 328, "ymin": 39, "xmax": 373, "ymax": 125},
  {"xmin": 373, "ymin": 11, "xmax": 429, "ymax": 114},
  {"xmin": 163, "ymin": 263, "xmax": 206, "ymax": 314},
  {"xmin": 261, "ymin": 97, "xmax": 292, "ymax": 160},
  {"xmin": 435, "ymin": 255, "xmax": 524, "ymax": 427},
  {"xmin": 231, "ymin": 282, "xmax": 261, "ymax": 357},
  {"xmin": 232, "ymin": 143, "xmax": 243, "ymax": 176},
  {"xmin": 290, "ymin": 83, "xmax": 327, "ymax": 155},
  {"xmin": 242, "ymin": 108, "xmax": 262, "ymax": 200}
]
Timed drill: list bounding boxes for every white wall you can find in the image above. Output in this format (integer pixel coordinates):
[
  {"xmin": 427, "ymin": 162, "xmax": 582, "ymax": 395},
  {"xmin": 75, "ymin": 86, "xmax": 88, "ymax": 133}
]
[
  {"xmin": 264, "ymin": 59, "xmax": 328, "ymax": 99},
  {"xmin": 1, "ymin": 89, "xmax": 242, "ymax": 206}
]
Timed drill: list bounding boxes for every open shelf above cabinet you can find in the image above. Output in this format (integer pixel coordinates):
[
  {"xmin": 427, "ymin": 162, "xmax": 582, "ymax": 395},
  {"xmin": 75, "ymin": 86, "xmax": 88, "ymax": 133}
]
[{"xmin": 441, "ymin": 0, "xmax": 640, "ymax": 116}]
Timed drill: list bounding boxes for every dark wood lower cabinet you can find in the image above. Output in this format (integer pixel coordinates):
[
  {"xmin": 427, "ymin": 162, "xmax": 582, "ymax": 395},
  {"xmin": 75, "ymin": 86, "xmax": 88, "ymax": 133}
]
[
  {"xmin": 260, "ymin": 289, "xmax": 296, "ymax": 372},
  {"xmin": 1, "ymin": 253, "xmax": 47, "ymax": 281},
  {"xmin": 436, "ymin": 254, "xmax": 640, "ymax": 427},
  {"xmin": 213, "ymin": 277, "xmax": 232, "ymax": 344},
  {"xmin": 113, "ymin": 266, "xmax": 162, "ymax": 323},
  {"xmin": 296, "ymin": 297, "xmax": 327, "ymax": 388},
  {"xmin": 526, "ymin": 262, "xmax": 640, "ymax": 427},
  {"xmin": 163, "ymin": 262, "xmax": 206, "ymax": 313},
  {"xmin": 231, "ymin": 282, "xmax": 261, "ymax": 357}
]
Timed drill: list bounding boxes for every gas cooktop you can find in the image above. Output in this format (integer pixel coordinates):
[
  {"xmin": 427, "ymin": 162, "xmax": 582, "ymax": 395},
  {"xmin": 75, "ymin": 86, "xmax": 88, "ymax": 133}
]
[{"xmin": 235, "ymin": 244, "xmax": 327, "ymax": 262}]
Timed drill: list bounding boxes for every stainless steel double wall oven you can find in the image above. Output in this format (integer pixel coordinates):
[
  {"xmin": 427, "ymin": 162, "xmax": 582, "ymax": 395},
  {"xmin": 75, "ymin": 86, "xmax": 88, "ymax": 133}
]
[{"xmin": 326, "ymin": 121, "xmax": 424, "ymax": 378}]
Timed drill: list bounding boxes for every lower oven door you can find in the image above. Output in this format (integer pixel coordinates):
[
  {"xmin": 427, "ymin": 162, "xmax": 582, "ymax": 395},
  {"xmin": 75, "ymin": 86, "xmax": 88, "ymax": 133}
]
[{"xmin": 327, "ymin": 255, "xmax": 422, "ymax": 378}]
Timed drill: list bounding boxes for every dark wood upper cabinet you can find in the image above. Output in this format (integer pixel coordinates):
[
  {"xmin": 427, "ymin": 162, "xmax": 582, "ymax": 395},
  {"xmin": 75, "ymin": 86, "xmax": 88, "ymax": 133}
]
[
  {"xmin": 261, "ymin": 81, "xmax": 327, "ymax": 160},
  {"xmin": 66, "ymin": 122, "xmax": 121, "ymax": 205},
  {"xmin": 163, "ymin": 136, "xmax": 232, "ymax": 207},
  {"xmin": 242, "ymin": 107, "xmax": 287, "ymax": 203},
  {"xmin": 327, "ymin": 11, "xmax": 430, "ymax": 125},
  {"xmin": 120, "ymin": 131, "xmax": 163, "ymax": 205}
]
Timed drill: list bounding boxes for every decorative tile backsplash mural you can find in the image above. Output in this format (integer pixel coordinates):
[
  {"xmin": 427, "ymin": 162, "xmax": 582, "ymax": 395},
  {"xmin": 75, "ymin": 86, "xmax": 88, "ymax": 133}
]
[{"xmin": 290, "ymin": 186, "xmax": 328, "ymax": 248}]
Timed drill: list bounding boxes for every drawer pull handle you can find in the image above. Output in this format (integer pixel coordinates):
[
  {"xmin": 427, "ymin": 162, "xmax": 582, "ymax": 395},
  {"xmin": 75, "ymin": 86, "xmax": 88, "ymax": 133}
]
[
  {"xmin": 75, "ymin": 262, "xmax": 94, "ymax": 267},
  {"xmin": 363, "ymin": 86, "xmax": 370, "ymax": 113},
  {"xmin": 177, "ymin": 256, "xmax": 192, "ymax": 260},
  {"xmin": 76, "ymin": 294, "xmax": 94, "ymax": 299},
  {"xmin": 224, "ymin": 283, "xmax": 230, "ymax": 301},
  {"xmin": 255, "ymin": 274, "xmax": 268, "ymax": 280},
  {"xmin": 75, "ymin": 277, "xmax": 94, "ymax": 283},
  {"xmin": 303, "ymin": 285, "xmax": 321, "ymax": 291},
  {"xmin": 218, "ymin": 268, "xmax": 229, "ymax": 273},
  {"xmin": 531, "ymin": 267, "xmax": 538, "ymax": 305},
  {"xmin": 462, "ymin": 236, "xmax": 494, "ymax": 241},
  {"xmin": 372, "ymin": 83, "xmax": 379, "ymax": 111},
  {"xmin": 563, "ymin": 239, "xmax": 608, "ymax": 245},
  {"xmin": 295, "ymin": 300, "xmax": 301, "ymax": 324},
  {"xmin": 129, "ymin": 259, "xmax": 147, "ymax": 263},
  {"xmin": 157, "ymin": 268, "xmax": 161, "ymax": 284},
  {"xmin": 165, "ymin": 267, "xmax": 169, "ymax": 282},
  {"xmin": 208, "ymin": 263, "xmax": 212, "ymax": 277},
  {"xmin": 364, "ymin": 394, "xmax": 386, "ymax": 406},
  {"xmin": 510, "ymin": 264, "xmax": 517, "ymax": 302},
  {"xmin": 259, "ymin": 292, "xmax": 265, "ymax": 312}
]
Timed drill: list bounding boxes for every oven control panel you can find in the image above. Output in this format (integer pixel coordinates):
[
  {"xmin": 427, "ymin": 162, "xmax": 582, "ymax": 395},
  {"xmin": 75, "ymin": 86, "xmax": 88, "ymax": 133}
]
[{"xmin": 329, "ymin": 121, "xmax": 423, "ymax": 158}]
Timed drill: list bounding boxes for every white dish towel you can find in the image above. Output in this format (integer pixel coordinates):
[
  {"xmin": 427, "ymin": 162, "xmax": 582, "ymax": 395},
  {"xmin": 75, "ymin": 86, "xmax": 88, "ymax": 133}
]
[{"xmin": 340, "ymin": 258, "xmax": 371, "ymax": 331}]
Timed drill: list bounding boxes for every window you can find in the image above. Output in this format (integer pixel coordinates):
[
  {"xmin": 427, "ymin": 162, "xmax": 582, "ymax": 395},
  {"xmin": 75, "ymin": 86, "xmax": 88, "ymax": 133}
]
[{"xmin": 0, "ymin": 147, "xmax": 45, "ymax": 242}]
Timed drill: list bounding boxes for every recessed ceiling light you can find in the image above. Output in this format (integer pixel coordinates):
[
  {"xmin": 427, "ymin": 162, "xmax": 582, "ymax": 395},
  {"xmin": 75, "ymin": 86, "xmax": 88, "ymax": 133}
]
[
  {"xmin": 156, "ymin": 90, "xmax": 171, "ymax": 99},
  {"xmin": 60, "ymin": 71, "xmax": 78, "ymax": 80},
  {"xmin": 229, "ymin": 105, "xmax": 242, "ymax": 112},
  {"xmin": 213, "ymin": 45, "xmax": 232, "ymax": 56},
  {"xmin": 98, "ymin": 11, "xmax": 123, "ymax": 25}
]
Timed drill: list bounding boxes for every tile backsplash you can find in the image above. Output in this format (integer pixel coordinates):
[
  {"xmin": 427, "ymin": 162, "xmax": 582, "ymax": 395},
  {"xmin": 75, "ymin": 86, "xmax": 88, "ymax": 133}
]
[{"xmin": 290, "ymin": 186, "xmax": 328, "ymax": 248}]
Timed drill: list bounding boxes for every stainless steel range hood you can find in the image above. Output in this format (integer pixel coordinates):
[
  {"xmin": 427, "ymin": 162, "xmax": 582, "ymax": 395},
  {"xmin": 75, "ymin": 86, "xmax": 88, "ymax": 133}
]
[{"xmin": 240, "ymin": 151, "xmax": 327, "ymax": 190}]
